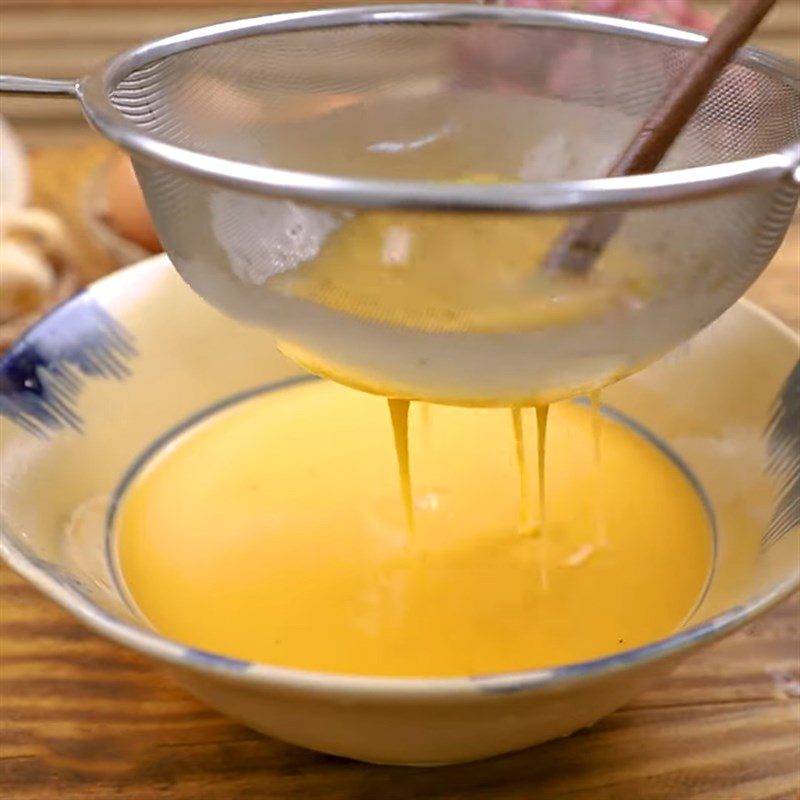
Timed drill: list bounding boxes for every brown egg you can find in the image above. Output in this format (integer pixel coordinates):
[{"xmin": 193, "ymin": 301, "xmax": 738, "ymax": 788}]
[{"xmin": 104, "ymin": 153, "xmax": 161, "ymax": 253}]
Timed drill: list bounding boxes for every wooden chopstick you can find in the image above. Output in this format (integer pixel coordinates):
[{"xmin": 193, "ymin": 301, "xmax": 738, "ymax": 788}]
[{"xmin": 543, "ymin": 0, "xmax": 778, "ymax": 276}]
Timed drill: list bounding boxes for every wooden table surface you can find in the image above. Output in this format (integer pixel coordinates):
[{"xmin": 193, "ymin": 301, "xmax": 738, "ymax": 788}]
[{"xmin": 0, "ymin": 144, "xmax": 799, "ymax": 798}]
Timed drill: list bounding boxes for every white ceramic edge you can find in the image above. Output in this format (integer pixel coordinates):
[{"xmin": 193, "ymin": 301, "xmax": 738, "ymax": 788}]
[{"xmin": 1, "ymin": 254, "xmax": 798, "ymax": 698}]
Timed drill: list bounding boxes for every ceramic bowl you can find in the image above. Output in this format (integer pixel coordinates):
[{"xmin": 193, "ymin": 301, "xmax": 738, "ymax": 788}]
[{"xmin": 1, "ymin": 254, "xmax": 797, "ymax": 765}]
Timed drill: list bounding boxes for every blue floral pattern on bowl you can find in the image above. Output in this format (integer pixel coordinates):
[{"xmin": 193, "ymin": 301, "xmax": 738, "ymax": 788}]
[{"xmin": 0, "ymin": 292, "xmax": 136, "ymax": 437}]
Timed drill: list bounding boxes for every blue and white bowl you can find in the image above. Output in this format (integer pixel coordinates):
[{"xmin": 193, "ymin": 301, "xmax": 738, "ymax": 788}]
[{"xmin": 0, "ymin": 254, "xmax": 797, "ymax": 765}]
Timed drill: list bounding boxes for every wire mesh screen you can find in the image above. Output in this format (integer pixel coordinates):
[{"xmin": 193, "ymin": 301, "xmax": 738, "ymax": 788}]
[
  {"xmin": 110, "ymin": 22, "xmax": 800, "ymax": 176},
  {"xmin": 101, "ymin": 15, "xmax": 799, "ymax": 404}
]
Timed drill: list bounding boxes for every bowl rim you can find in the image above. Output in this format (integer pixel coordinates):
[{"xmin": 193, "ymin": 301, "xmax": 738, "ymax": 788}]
[
  {"xmin": 77, "ymin": 4, "xmax": 800, "ymax": 213},
  {"xmin": 1, "ymin": 256, "xmax": 798, "ymax": 697}
]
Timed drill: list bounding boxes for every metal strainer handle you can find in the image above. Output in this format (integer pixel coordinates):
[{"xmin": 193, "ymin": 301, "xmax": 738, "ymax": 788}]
[{"xmin": 0, "ymin": 75, "xmax": 78, "ymax": 97}]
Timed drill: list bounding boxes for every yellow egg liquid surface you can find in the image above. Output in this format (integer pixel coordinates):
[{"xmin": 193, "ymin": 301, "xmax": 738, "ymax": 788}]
[
  {"xmin": 115, "ymin": 380, "xmax": 713, "ymax": 678},
  {"xmin": 268, "ymin": 184, "xmax": 652, "ymax": 335}
]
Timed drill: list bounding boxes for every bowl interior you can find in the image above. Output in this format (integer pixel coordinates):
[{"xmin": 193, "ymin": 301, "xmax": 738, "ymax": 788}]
[{"xmin": 0, "ymin": 254, "xmax": 797, "ymax": 682}]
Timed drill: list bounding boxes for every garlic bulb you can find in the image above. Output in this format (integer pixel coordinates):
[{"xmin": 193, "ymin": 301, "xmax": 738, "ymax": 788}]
[
  {"xmin": 0, "ymin": 238, "xmax": 56, "ymax": 322},
  {"xmin": 0, "ymin": 207, "xmax": 74, "ymax": 323},
  {"xmin": 2, "ymin": 207, "xmax": 74, "ymax": 265}
]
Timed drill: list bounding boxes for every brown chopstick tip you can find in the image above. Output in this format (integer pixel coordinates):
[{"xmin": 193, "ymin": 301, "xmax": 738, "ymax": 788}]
[{"xmin": 544, "ymin": 0, "xmax": 778, "ymax": 278}]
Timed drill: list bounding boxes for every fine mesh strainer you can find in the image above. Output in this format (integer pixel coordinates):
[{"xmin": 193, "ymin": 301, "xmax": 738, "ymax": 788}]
[{"xmin": 3, "ymin": 5, "xmax": 799, "ymax": 405}]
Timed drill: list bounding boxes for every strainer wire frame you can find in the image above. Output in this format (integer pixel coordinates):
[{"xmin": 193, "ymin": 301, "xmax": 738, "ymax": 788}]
[{"xmin": 5, "ymin": 4, "xmax": 800, "ymax": 212}]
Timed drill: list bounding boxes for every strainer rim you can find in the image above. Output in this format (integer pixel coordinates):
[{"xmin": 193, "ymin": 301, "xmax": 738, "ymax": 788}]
[{"xmin": 77, "ymin": 4, "xmax": 800, "ymax": 212}]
